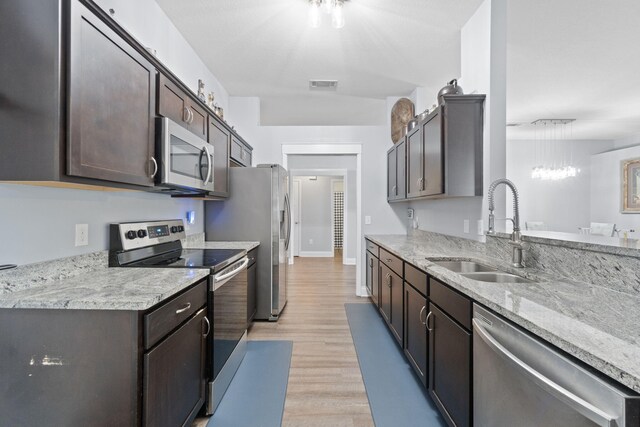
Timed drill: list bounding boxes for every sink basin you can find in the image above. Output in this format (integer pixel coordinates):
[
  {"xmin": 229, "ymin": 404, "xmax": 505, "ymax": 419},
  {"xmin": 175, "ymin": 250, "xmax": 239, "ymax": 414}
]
[
  {"xmin": 429, "ymin": 260, "xmax": 497, "ymax": 273},
  {"xmin": 461, "ymin": 272, "xmax": 536, "ymax": 284}
]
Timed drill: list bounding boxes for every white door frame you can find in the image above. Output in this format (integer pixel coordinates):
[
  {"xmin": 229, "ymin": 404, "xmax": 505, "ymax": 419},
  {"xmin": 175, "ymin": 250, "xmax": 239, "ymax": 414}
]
[
  {"xmin": 282, "ymin": 144, "xmax": 364, "ymax": 296},
  {"xmin": 291, "ymin": 179, "xmax": 301, "ymax": 258}
]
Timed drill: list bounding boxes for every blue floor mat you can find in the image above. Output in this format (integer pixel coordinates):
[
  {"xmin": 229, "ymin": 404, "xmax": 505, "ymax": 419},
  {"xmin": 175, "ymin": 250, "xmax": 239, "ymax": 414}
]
[
  {"xmin": 345, "ymin": 303, "xmax": 446, "ymax": 427},
  {"xmin": 207, "ymin": 340, "xmax": 292, "ymax": 427}
]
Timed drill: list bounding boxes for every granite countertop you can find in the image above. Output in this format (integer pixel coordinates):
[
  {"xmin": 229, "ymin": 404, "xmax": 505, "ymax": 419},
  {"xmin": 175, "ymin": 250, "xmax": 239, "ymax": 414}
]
[
  {"xmin": 0, "ymin": 238, "xmax": 258, "ymax": 311},
  {"xmin": 366, "ymin": 234, "xmax": 640, "ymax": 394}
]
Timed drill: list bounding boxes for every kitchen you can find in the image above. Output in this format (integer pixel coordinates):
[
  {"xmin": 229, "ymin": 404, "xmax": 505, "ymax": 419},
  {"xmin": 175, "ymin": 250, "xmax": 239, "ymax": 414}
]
[{"xmin": 1, "ymin": 0, "xmax": 639, "ymax": 426}]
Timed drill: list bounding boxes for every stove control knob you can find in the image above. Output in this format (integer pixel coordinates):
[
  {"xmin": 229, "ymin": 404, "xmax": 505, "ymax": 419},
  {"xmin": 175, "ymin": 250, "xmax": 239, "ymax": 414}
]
[
  {"xmin": 171, "ymin": 226, "xmax": 178, "ymax": 233},
  {"xmin": 178, "ymin": 226, "xmax": 184, "ymax": 232},
  {"xmin": 137, "ymin": 229, "xmax": 147, "ymax": 238},
  {"xmin": 126, "ymin": 230, "xmax": 137, "ymax": 240}
]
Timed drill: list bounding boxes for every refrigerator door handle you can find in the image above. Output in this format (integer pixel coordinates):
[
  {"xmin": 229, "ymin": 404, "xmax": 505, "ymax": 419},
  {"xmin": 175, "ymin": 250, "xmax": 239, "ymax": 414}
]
[{"xmin": 284, "ymin": 193, "xmax": 292, "ymax": 250}]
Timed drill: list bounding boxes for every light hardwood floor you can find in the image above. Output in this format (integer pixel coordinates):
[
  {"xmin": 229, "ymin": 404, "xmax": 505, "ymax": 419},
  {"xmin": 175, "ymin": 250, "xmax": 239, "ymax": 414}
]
[
  {"xmin": 195, "ymin": 255, "xmax": 373, "ymax": 427},
  {"xmin": 250, "ymin": 255, "xmax": 373, "ymax": 427}
]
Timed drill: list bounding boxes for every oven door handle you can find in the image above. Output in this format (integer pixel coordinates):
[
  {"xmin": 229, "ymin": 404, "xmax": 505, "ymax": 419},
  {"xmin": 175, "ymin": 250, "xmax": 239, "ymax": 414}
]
[{"xmin": 213, "ymin": 257, "xmax": 249, "ymax": 289}]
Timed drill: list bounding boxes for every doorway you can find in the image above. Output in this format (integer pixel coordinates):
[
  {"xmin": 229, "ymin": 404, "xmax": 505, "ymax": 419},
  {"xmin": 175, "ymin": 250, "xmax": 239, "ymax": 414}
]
[{"xmin": 282, "ymin": 144, "xmax": 364, "ymax": 296}]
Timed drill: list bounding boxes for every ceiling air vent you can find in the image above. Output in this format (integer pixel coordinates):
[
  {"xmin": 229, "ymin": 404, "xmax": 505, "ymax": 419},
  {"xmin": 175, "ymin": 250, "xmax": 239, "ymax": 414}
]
[{"xmin": 309, "ymin": 80, "xmax": 338, "ymax": 90}]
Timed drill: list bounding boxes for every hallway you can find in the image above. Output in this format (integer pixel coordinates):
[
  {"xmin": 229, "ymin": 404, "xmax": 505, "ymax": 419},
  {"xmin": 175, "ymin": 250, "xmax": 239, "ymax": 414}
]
[{"xmin": 249, "ymin": 257, "xmax": 373, "ymax": 427}]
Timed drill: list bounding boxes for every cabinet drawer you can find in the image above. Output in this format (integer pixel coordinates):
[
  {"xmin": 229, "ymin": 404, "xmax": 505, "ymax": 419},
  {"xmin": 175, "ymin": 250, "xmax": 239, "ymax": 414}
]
[
  {"xmin": 145, "ymin": 279, "xmax": 208, "ymax": 349},
  {"xmin": 365, "ymin": 239, "xmax": 379, "ymax": 257},
  {"xmin": 230, "ymin": 136, "xmax": 250, "ymax": 166},
  {"xmin": 405, "ymin": 263, "xmax": 427, "ymax": 297},
  {"xmin": 429, "ymin": 277, "xmax": 471, "ymax": 330},
  {"xmin": 380, "ymin": 248, "xmax": 403, "ymax": 277}
]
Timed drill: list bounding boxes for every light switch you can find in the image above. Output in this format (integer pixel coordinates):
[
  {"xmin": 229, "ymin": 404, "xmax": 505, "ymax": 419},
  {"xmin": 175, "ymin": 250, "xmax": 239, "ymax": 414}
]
[{"xmin": 365, "ymin": 216, "xmax": 372, "ymax": 225}]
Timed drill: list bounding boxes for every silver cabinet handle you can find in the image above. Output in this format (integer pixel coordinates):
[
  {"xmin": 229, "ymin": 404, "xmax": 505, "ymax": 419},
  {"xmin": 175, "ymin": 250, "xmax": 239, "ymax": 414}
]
[
  {"xmin": 183, "ymin": 107, "xmax": 190, "ymax": 122},
  {"xmin": 188, "ymin": 107, "xmax": 194, "ymax": 124},
  {"xmin": 425, "ymin": 311, "xmax": 433, "ymax": 331},
  {"xmin": 369, "ymin": 258, "xmax": 373, "ymax": 267},
  {"xmin": 386, "ymin": 258, "xmax": 393, "ymax": 263},
  {"xmin": 419, "ymin": 306, "xmax": 427, "ymax": 325},
  {"xmin": 175, "ymin": 302, "xmax": 191, "ymax": 314},
  {"xmin": 203, "ymin": 316, "xmax": 211, "ymax": 338},
  {"xmin": 150, "ymin": 157, "xmax": 158, "ymax": 178},
  {"xmin": 392, "ymin": 185, "xmax": 397, "ymax": 196},
  {"xmin": 472, "ymin": 319, "xmax": 615, "ymax": 427},
  {"xmin": 386, "ymin": 273, "xmax": 392, "ymax": 287},
  {"xmin": 203, "ymin": 145, "xmax": 212, "ymax": 184}
]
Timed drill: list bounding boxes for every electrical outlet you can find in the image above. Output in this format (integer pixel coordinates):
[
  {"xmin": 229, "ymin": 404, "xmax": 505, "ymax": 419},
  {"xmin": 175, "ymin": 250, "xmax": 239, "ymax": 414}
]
[
  {"xmin": 477, "ymin": 219, "xmax": 484, "ymax": 236},
  {"xmin": 463, "ymin": 219, "xmax": 470, "ymax": 234},
  {"xmin": 365, "ymin": 216, "xmax": 372, "ymax": 225},
  {"xmin": 75, "ymin": 224, "xmax": 89, "ymax": 247},
  {"xmin": 309, "ymin": 238, "xmax": 313, "ymax": 245},
  {"xmin": 407, "ymin": 208, "xmax": 414, "ymax": 219}
]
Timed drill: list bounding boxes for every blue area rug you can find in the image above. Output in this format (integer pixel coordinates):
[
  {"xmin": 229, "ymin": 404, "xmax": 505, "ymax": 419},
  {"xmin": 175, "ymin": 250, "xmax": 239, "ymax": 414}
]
[
  {"xmin": 207, "ymin": 340, "xmax": 292, "ymax": 427},
  {"xmin": 345, "ymin": 303, "xmax": 446, "ymax": 427}
]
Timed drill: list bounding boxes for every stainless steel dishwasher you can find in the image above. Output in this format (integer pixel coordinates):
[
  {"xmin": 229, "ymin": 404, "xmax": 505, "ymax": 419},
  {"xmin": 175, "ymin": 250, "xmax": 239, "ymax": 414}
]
[{"xmin": 473, "ymin": 304, "xmax": 640, "ymax": 427}]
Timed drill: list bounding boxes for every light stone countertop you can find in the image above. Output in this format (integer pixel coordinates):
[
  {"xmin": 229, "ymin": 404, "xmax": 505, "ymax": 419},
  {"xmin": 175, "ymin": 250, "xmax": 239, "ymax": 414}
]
[
  {"xmin": 0, "ymin": 237, "xmax": 258, "ymax": 311},
  {"xmin": 366, "ymin": 233, "xmax": 640, "ymax": 394}
]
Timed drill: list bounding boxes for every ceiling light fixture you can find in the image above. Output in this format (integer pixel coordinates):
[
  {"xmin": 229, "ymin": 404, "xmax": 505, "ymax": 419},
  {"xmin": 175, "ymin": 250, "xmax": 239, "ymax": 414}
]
[
  {"xmin": 309, "ymin": 0, "xmax": 348, "ymax": 29},
  {"xmin": 530, "ymin": 119, "xmax": 579, "ymax": 181}
]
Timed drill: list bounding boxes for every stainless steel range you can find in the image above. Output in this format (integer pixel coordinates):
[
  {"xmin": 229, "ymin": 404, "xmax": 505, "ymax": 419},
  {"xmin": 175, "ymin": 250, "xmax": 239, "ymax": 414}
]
[{"xmin": 109, "ymin": 219, "xmax": 248, "ymax": 415}]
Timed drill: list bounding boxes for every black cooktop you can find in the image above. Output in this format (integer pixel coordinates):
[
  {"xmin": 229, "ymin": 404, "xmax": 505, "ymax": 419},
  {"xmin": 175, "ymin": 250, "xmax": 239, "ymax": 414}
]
[{"xmin": 126, "ymin": 248, "xmax": 245, "ymax": 272}]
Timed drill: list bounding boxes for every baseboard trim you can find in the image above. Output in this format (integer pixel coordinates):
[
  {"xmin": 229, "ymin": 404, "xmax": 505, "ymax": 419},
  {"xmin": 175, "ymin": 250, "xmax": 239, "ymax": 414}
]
[
  {"xmin": 343, "ymin": 258, "xmax": 356, "ymax": 265},
  {"xmin": 299, "ymin": 251, "xmax": 334, "ymax": 258}
]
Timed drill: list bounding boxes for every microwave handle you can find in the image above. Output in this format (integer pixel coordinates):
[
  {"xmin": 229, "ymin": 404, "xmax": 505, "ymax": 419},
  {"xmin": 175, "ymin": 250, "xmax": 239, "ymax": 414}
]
[{"xmin": 203, "ymin": 145, "xmax": 212, "ymax": 184}]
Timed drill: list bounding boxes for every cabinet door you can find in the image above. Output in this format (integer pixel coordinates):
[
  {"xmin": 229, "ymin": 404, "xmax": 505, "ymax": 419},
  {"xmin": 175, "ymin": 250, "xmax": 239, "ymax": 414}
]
[
  {"xmin": 144, "ymin": 308, "xmax": 207, "ymax": 427},
  {"xmin": 396, "ymin": 139, "xmax": 406, "ymax": 199},
  {"xmin": 186, "ymin": 100, "xmax": 207, "ymax": 140},
  {"xmin": 406, "ymin": 127, "xmax": 423, "ymax": 198},
  {"xmin": 423, "ymin": 110, "xmax": 444, "ymax": 196},
  {"xmin": 379, "ymin": 263, "xmax": 392, "ymax": 325},
  {"xmin": 389, "ymin": 268, "xmax": 403, "ymax": 346},
  {"xmin": 208, "ymin": 116, "xmax": 230, "ymax": 197},
  {"xmin": 247, "ymin": 261, "xmax": 257, "ymax": 324},
  {"xmin": 230, "ymin": 136, "xmax": 248, "ymax": 166},
  {"xmin": 404, "ymin": 284, "xmax": 427, "ymax": 387},
  {"xmin": 429, "ymin": 303, "xmax": 471, "ymax": 427},
  {"xmin": 68, "ymin": 1, "xmax": 156, "ymax": 187},
  {"xmin": 372, "ymin": 255, "xmax": 380, "ymax": 307},
  {"xmin": 387, "ymin": 146, "xmax": 397, "ymax": 200}
]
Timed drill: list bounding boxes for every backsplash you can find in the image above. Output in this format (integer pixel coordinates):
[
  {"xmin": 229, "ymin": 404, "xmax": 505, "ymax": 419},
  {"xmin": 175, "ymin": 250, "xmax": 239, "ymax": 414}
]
[{"xmin": 485, "ymin": 234, "xmax": 640, "ymax": 295}]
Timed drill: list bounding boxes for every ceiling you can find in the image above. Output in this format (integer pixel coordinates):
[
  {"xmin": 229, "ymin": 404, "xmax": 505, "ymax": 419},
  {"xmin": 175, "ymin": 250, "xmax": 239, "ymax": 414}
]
[
  {"xmin": 506, "ymin": 0, "xmax": 640, "ymax": 140},
  {"xmin": 155, "ymin": 0, "xmax": 483, "ymax": 126},
  {"xmin": 157, "ymin": 0, "xmax": 640, "ymax": 139}
]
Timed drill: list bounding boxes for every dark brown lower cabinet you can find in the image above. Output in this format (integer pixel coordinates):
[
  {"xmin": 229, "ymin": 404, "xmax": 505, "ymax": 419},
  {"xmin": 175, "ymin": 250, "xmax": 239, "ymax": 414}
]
[
  {"xmin": 366, "ymin": 251, "xmax": 380, "ymax": 306},
  {"xmin": 404, "ymin": 283, "xmax": 427, "ymax": 387},
  {"xmin": 144, "ymin": 308, "xmax": 207, "ymax": 427},
  {"xmin": 379, "ymin": 263, "xmax": 392, "ymax": 325},
  {"xmin": 428, "ymin": 303, "xmax": 472, "ymax": 427}
]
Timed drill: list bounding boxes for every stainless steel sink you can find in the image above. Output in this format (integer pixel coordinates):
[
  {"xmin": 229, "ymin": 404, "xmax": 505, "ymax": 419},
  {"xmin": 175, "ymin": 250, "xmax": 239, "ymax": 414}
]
[
  {"xmin": 461, "ymin": 272, "xmax": 535, "ymax": 284},
  {"xmin": 428, "ymin": 260, "xmax": 497, "ymax": 273}
]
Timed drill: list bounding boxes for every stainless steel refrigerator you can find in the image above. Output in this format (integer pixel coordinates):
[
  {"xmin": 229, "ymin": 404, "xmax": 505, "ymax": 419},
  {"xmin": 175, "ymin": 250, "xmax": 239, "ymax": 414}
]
[{"xmin": 205, "ymin": 164, "xmax": 290, "ymax": 320}]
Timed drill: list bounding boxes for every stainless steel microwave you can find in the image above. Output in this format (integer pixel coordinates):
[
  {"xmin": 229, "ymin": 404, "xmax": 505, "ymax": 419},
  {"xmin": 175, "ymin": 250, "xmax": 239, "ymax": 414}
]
[{"xmin": 156, "ymin": 117, "xmax": 214, "ymax": 194}]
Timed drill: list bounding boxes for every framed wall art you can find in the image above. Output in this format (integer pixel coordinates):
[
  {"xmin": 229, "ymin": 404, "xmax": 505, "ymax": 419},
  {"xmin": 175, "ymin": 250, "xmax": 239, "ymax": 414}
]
[{"xmin": 622, "ymin": 158, "xmax": 640, "ymax": 213}]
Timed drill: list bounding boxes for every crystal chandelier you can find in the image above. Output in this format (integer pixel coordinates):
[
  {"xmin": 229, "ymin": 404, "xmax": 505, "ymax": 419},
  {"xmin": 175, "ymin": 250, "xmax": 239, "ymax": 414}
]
[
  {"xmin": 530, "ymin": 119, "xmax": 580, "ymax": 181},
  {"xmin": 309, "ymin": 0, "xmax": 346, "ymax": 29}
]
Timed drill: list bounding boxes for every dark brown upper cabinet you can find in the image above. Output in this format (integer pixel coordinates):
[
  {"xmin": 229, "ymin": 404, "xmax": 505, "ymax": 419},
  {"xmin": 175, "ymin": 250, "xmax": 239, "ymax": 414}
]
[
  {"xmin": 67, "ymin": 0, "xmax": 157, "ymax": 187},
  {"xmin": 390, "ymin": 95, "xmax": 485, "ymax": 202},
  {"xmin": 157, "ymin": 74, "xmax": 207, "ymax": 140},
  {"xmin": 230, "ymin": 135, "xmax": 253, "ymax": 167},
  {"xmin": 208, "ymin": 115, "xmax": 231, "ymax": 197},
  {"xmin": 387, "ymin": 138, "xmax": 406, "ymax": 202}
]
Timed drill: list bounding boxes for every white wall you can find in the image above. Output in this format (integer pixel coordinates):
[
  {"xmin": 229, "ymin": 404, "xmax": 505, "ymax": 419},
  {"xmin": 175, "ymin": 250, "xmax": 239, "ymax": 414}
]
[
  {"xmin": 287, "ymin": 155, "xmax": 358, "ymax": 261},
  {"xmin": 0, "ymin": 0, "xmax": 228, "ymax": 265},
  {"xmin": 410, "ymin": 0, "xmax": 508, "ymax": 240},
  {"xmin": 591, "ymin": 144, "xmax": 640, "ymax": 235},
  {"xmin": 293, "ymin": 176, "xmax": 337, "ymax": 255},
  {"xmin": 506, "ymin": 139, "xmax": 615, "ymax": 233},
  {"xmin": 93, "ymin": 0, "xmax": 229, "ymax": 111}
]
